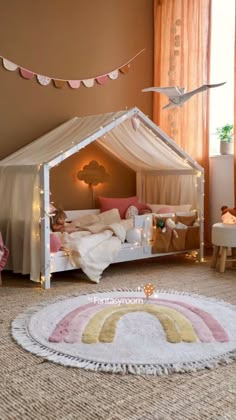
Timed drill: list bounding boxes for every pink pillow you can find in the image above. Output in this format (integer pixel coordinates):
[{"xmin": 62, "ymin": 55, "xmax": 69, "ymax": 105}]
[
  {"xmin": 156, "ymin": 206, "xmax": 173, "ymax": 214},
  {"xmin": 135, "ymin": 202, "xmax": 152, "ymax": 214},
  {"xmin": 50, "ymin": 233, "xmax": 62, "ymax": 253},
  {"xmin": 98, "ymin": 196, "xmax": 138, "ymax": 219}
]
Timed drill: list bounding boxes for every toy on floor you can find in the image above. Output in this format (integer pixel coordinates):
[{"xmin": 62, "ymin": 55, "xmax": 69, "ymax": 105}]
[{"xmin": 221, "ymin": 205, "xmax": 236, "ymax": 224}]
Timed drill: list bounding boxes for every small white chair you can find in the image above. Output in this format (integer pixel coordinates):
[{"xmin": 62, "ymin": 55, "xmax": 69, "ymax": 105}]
[{"xmin": 211, "ymin": 223, "xmax": 236, "ymax": 273}]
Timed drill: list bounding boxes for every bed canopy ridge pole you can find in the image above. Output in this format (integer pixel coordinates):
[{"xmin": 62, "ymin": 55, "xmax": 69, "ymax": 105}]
[{"xmin": 39, "ymin": 163, "xmax": 51, "ymax": 289}]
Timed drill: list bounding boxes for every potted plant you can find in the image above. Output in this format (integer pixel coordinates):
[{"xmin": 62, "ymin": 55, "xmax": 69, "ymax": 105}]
[{"xmin": 216, "ymin": 123, "xmax": 234, "ymax": 155}]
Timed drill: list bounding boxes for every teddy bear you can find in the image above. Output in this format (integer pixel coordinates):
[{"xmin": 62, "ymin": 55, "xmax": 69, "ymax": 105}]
[{"xmin": 221, "ymin": 205, "xmax": 236, "ymax": 224}]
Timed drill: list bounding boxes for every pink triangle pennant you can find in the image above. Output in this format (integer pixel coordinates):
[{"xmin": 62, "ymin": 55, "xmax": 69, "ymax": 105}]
[
  {"xmin": 68, "ymin": 80, "xmax": 81, "ymax": 89},
  {"xmin": 20, "ymin": 68, "xmax": 35, "ymax": 79},
  {"xmin": 96, "ymin": 75, "xmax": 108, "ymax": 85}
]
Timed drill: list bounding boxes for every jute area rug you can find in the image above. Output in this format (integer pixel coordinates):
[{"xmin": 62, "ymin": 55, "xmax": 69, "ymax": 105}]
[
  {"xmin": 2, "ymin": 256, "xmax": 236, "ymax": 420},
  {"xmin": 12, "ymin": 288, "xmax": 236, "ymax": 375}
]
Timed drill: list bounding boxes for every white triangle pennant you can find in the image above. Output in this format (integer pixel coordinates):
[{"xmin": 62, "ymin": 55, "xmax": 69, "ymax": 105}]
[
  {"xmin": 82, "ymin": 78, "xmax": 95, "ymax": 88},
  {"xmin": 37, "ymin": 75, "xmax": 51, "ymax": 86},
  {"xmin": 2, "ymin": 58, "xmax": 18, "ymax": 71},
  {"xmin": 108, "ymin": 70, "xmax": 119, "ymax": 80}
]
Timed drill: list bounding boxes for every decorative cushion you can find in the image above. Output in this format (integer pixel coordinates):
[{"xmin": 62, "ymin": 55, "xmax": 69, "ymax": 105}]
[
  {"xmin": 155, "ymin": 206, "xmax": 173, "ymax": 214},
  {"xmin": 138, "ymin": 208, "xmax": 152, "ymax": 215},
  {"xmin": 125, "ymin": 205, "xmax": 139, "ymax": 219},
  {"xmin": 98, "ymin": 208, "xmax": 121, "ymax": 224},
  {"xmin": 126, "ymin": 228, "xmax": 142, "ymax": 244},
  {"xmin": 98, "ymin": 196, "xmax": 138, "ymax": 219},
  {"xmin": 50, "ymin": 233, "xmax": 62, "ymax": 253},
  {"xmin": 135, "ymin": 202, "xmax": 152, "ymax": 215},
  {"xmin": 148, "ymin": 204, "xmax": 192, "ymax": 213}
]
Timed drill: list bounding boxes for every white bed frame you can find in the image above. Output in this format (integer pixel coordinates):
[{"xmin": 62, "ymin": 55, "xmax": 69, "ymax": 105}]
[{"xmin": 50, "ymin": 209, "xmax": 200, "ymax": 274}]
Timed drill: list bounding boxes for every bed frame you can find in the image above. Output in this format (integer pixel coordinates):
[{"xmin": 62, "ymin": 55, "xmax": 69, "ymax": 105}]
[{"xmin": 50, "ymin": 209, "xmax": 201, "ymax": 275}]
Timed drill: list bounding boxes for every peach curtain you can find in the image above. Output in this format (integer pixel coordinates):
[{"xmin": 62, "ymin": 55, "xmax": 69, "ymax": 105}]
[
  {"xmin": 153, "ymin": 0, "xmax": 211, "ymax": 243},
  {"xmin": 234, "ymin": 5, "xmax": 236, "ymax": 204}
]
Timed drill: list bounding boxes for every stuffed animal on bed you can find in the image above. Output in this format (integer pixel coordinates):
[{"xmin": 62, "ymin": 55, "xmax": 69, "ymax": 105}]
[
  {"xmin": 164, "ymin": 218, "xmax": 178, "ymax": 238},
  {"xmin": 156, "ymin": 217, "xmax": 178, "ymax": 238},
  {"xmin": 221, "ymin": 205, "xmax": 236, "ymax": 224}
]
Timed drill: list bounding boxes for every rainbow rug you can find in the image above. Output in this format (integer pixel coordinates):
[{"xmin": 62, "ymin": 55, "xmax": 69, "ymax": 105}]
[{"xmin": 12, "ymin": 290, "xmax": 236, "ymax": 375}]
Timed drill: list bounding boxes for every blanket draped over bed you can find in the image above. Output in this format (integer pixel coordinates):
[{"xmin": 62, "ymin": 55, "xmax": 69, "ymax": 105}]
[{"xmin": 61, "ymin": 219, "xmax": 132, "ymax": 283}]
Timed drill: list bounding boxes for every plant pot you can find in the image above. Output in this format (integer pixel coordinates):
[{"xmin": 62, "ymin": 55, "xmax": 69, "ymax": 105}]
[{"xmin": 220, "ymin": 141, "xmax": 233, "ymax": 155}]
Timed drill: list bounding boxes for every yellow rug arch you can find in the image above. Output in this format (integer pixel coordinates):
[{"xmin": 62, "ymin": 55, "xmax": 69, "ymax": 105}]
[{"xmin": 82, "ymin": 304, "xmax": 198, "ymax": 344}]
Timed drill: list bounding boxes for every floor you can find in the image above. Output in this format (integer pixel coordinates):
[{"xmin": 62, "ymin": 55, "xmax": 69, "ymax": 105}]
[{"xmin": 0, "ymin": 254, "xmax": 236, "ymax": 420}]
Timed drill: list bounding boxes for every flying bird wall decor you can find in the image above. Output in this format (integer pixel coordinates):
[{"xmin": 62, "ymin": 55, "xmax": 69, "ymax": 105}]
[{"xmin": 142, "ymin": 82, "xmax": 226, "ymax": 109}]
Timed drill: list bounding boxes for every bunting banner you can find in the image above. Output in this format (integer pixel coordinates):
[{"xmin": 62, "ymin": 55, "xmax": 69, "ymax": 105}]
[{"xmin": 0, "ymin": 49, "xmax": 145, "ymax": 89}]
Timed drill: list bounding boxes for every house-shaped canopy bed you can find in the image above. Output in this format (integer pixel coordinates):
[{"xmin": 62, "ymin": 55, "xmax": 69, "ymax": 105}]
[{"xmin": 0, "ymin": 107, "xmax": 204, "ymax": 288}]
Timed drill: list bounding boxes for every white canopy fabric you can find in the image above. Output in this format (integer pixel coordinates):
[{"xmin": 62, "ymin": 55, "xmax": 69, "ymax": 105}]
[
  {"xmin": 0, "ymin": 107, "xmax": 204, "ymax": 285},
  {"xmin": 0, "ymin": 108, "xmax": 198, "ymax": 171}
]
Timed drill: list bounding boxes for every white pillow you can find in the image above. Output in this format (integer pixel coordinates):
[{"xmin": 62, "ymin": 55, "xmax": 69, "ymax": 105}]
[
  {"xmin": 98, "ymin": 208, "xmax": 121, "ymax": 224},
  {"xmin": 147, "ymin": 204, "xmax": 192, "ymax": 213},
  {"xmin": 152, "ymin": 210, "xmax": 197, "ymax": 218},
  {"xmin": 71, "ymin": 208, "xmax": 121, "ymax": 228},
  {"xmin": 175, "ymin": 210, "xmax": 197, "ymax": 217},
  {"xmin": 126, "ymin": 227, "xmax": 142, "ymax": 244}
]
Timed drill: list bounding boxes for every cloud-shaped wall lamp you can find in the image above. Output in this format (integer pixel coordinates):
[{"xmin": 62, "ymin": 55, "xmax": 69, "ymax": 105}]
[{"xmin": 77, "ymin": 160, "xmax": 109, "ymax": 186}]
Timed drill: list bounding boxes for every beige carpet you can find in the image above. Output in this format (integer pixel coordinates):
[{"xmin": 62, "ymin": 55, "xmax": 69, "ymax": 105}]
[{"xmin": 1, "ymin": 255, "xmax": 236, "ymax": 420}]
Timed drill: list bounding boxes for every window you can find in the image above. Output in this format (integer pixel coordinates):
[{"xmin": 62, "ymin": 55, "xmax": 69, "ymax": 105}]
[{"xmin": 209, "ymin": 0, "xmax": 235, "ymax": 156}]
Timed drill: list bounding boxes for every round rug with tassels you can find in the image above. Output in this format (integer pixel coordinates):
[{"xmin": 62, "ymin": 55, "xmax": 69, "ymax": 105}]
[{"xmin": 12, "ymin": 289, "xmax": 236, "ymax": 375}]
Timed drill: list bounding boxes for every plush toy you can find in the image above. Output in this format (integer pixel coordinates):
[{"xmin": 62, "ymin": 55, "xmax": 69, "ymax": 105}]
[
  {"xmin": 221, "ymin": 205, "xmax": 236, "ymax": 224},
  {"xmin": 165, "ymin": 217, "xmax": 178, "ymax": 238},
  {"xmin": 156, "ymin": 217, "xmax": 178, "ymax": 238},
  {"xmin": 156, "ymin": 219, "xmax": 165, "ymax": 231}
]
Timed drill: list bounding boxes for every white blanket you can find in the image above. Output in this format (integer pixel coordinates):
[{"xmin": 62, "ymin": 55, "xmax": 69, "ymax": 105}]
[{"xmin": 61, "ymin": 220, "xmax": 132, "ymax": 283}]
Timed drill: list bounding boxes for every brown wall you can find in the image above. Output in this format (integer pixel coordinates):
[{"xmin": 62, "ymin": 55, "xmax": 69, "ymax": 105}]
[
  {"xmin": 50, "ymin": 143, "xmax": 136, "ymax": 210},
  {"xmin": 0, "ymin": 0, "xmax": 153, "ymax": 208}
]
